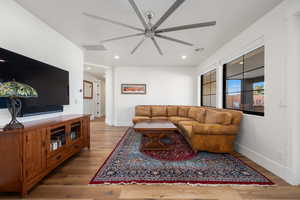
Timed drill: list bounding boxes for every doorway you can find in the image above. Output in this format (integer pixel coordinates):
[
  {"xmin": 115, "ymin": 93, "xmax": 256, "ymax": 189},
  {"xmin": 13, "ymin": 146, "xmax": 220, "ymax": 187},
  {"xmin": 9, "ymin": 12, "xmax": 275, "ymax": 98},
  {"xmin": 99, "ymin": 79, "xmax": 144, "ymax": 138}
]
[{"xmin": 83, "ymin": 65, "xmax": 106, "ymax": 120}]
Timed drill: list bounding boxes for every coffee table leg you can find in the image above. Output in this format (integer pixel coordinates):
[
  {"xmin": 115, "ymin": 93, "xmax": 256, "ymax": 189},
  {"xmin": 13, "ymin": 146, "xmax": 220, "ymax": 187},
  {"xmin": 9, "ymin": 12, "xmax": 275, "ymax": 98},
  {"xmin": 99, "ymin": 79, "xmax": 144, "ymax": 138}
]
[{"xmin": 142, "ymin": 133, "xmax": 169, "ymax": 150}]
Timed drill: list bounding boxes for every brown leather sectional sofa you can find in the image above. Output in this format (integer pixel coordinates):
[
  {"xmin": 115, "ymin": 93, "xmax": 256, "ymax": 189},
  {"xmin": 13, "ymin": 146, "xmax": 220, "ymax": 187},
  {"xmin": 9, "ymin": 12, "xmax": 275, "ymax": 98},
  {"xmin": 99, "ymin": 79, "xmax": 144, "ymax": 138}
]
[{"xmin": 132, "ymin": 105, "xmax": 243, "ymax": 153}]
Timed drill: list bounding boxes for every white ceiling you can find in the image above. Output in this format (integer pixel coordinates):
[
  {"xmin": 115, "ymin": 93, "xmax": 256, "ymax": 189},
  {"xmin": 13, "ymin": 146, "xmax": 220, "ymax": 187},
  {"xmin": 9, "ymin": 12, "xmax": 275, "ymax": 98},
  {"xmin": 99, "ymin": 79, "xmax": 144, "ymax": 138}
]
[
  {"xmin": 15, "ymin": 0, "xmax": 283, "ymax": 68},
  {"xmin": 84, "ymin": 63, "xmax": 107, "ymax": 80}
]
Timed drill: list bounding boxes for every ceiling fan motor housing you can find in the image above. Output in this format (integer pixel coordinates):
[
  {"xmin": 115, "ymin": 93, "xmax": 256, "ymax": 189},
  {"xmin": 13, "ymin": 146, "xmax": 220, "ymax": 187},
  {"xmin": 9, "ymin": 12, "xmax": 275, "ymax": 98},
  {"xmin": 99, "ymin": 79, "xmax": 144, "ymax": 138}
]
[{"xmin": 145, "ymin": 29, "xmax": 155, "ymax": 38}]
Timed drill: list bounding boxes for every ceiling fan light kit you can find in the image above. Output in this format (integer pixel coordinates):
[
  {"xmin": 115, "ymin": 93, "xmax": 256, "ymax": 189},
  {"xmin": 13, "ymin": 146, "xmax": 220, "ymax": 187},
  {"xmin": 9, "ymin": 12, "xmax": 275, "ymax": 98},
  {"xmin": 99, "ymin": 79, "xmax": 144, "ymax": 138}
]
[{"xmin": 83, "ymin": 0, "xmax": 216, "ymax": 56}]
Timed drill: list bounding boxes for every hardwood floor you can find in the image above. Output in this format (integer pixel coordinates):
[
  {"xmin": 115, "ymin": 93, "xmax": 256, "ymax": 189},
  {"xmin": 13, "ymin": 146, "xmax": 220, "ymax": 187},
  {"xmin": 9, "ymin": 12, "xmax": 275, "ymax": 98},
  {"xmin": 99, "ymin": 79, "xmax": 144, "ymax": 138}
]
[{"xmin": 1, "ymin": 119, "xmax": 300, "ymax": 200}]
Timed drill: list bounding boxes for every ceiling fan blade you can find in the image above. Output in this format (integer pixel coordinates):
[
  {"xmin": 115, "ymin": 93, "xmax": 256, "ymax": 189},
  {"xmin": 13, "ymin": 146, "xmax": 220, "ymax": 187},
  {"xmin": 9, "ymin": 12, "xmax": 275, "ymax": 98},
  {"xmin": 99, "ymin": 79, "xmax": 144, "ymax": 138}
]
[
  {"xmin": 155, "ymin": 34, "xmax": 193, "ymax": 46},
  {"xmin": 128, "ymin": 0, "xmax": 149, "ymax": 29},
  {"xmin": 151, "ymin": 37, "xmax": 163, "ymax": 55},
  {"xmin": 131, "ymin": 37, "xmax": 147, "ymax": 54},
  {"xmin": 101, "ymin": 33, "xmax": 144, "ymax": 43},
  {"xmin": 152, "ymin": 0, "xmax": 185, "ymax": 30},
  {"xmin": 83, "ymin": 12, "xmax": 144, "ymax": 32},
  {"xmin": 155, "ymin": 21, "xmax": 216, "ymax": 33}
]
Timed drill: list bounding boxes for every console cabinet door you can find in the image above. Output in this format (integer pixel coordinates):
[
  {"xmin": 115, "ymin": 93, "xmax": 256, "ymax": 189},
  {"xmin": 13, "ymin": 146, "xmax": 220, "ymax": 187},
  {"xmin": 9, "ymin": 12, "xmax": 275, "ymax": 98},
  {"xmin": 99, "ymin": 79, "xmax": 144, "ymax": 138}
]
[
  {"xmin": 24, "ymin": 129, "xmax": 47, "ymax": 180},
  {"xmin": 68, "ymin": 120, "xmax": 83, "ymax": 145}
]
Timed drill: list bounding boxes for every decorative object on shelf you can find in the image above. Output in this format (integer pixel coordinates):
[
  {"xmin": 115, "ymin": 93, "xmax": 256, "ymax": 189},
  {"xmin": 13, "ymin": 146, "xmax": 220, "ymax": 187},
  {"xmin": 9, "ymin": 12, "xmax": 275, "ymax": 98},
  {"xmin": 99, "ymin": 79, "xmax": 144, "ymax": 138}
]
[
  {"xmin": 83, "ymin": 80, "xmax": 93, "ymax": 99},
  {"xmin": 0, "ymin": 80, "xmax": 38, "ymax": 130},
  {"xmin": 121, "ymin": 84, "xmax": 146, "ymax": 95},
  {"xmin": 50, "ymin": 130, "xmax": 66, "ymax": 151},
  {"xmin": 70, "ymin": 131, "xmax": 77, "ymax": 140}
]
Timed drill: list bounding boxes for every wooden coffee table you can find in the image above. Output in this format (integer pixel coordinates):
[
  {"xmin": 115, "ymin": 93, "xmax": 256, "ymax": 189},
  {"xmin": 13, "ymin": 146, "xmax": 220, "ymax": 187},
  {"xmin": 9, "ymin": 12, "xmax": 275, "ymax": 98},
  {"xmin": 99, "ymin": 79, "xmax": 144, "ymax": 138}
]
[{"xmin": 133, "ymin": 120, "xmax": 178, "ymax": 151}]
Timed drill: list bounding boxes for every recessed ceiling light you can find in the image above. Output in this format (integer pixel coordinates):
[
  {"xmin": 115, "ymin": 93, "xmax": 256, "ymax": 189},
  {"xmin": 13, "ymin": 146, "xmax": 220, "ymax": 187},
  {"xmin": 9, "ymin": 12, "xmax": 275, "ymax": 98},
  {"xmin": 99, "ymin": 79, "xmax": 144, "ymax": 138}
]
[
  {"xmin": 181, "ymin": 55, "xmax": 187, "ymax": 60},
  {"xmin": 86, "ymin": 66, "xmax": 91, "ymax": 70},
  {"xmin": 114, "ymin": 55, "xmax": 120, "ymax": 60},
  {"xmin": 0, "ymin": 59, "xmax": 6, "ymax": 63}
]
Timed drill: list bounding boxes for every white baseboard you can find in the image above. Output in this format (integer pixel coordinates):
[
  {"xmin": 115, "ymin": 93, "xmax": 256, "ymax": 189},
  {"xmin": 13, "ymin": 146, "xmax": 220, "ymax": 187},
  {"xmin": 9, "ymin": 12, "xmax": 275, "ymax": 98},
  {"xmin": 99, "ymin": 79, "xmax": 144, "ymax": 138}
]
[
  {"xmin": 114, "ymin": 121, "xmax": 132, "ymax": 127},
  {"xmin": 236, "ymin": 143, "xmax": 297, "ymax": 185},
  {"xmin": 105, "ymin": 118, "xmax": 113, "ymax": 126}
]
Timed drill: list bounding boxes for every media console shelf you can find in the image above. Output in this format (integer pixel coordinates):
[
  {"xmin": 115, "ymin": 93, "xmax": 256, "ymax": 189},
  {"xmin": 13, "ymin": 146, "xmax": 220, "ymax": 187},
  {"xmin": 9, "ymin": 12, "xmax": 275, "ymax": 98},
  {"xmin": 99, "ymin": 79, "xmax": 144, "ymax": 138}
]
[{"xmin": 0, "ymin": 114, "xmax": 90, "ymax": 197}]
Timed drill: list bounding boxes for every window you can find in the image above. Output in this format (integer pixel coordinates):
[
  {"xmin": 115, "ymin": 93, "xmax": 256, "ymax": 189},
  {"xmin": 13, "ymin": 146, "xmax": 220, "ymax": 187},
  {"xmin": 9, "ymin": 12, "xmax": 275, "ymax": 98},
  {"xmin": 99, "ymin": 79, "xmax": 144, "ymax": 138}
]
[
  {"xmin": 201, "ymin": 69, "xmax": 216, "ymax": 107},
  {"xmin": 223, "ymin": 46, "xmax": 264, "ymax": 116}
]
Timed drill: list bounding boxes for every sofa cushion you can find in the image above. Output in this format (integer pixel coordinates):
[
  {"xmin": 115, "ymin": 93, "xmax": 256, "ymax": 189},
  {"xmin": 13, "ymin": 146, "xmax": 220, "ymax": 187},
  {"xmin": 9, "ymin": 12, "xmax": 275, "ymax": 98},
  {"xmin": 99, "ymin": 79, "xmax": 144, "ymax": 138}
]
[
  {"xmin": 178, "ymin": 121, "xmax": 202, "ymax": 138},
  {"xmin": 135, "ymin": 106, "xmax": 151, "ymax": 117},
  {"xmin": 181, "ymin": 125, "xmax": 193, "ymax": 138},
  {"xmin": 221, "ymin": 109, "xmax": 243, "ymax": 125},
  {"xmin": 151, "ymin": 116, "xmax": 168, "ymax": 120},
  {"xmin": 178, "ymin": 120, "xmax": 202, "ymax": 127},
  {"xmin": 188, "ymin": 107, "xmax": 206, "ymax": 122},
  {"xmin": 167, "ymin": 106, "xmax": 178, "ymax": 116},
  {"xmin": 132, "ymin": 116, "xmax": 151, "ymax": 124},
  {"xmin": 187, "ymin": 107, "xmax": 198, "ymax": 119},
  {"xmin": 151, "ymin": 106, "xmax": 167, "ymax": 116},
  {"xmin": 193, "ymin": 124, "xmax": 238, "ymax": 135},
  {"xmin": 205, "ymin": 110, "xmax": 232, "ymax": 125},
  {"xmin": 178, "ymin": 106, "xmax": 190, "ymax": 117},
  {"xmin": 168, "ymin": 116, "xmax": 193, "ymax": 125},
  {"xmin": 195, "ymin": 108, "xmax": 206, "ymax": 123}
]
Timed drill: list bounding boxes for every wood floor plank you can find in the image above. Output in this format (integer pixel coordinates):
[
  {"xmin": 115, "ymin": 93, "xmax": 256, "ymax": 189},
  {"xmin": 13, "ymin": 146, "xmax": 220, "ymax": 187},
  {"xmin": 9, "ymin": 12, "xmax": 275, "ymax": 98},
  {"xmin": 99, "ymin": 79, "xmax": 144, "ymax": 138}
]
[
  {"xmin": 119, "ymin": 186, "xmax": 242, "ymax": 200},
  {"xmin": 1, "ymin": 118, "xmax": 299, "ymax": 200}
]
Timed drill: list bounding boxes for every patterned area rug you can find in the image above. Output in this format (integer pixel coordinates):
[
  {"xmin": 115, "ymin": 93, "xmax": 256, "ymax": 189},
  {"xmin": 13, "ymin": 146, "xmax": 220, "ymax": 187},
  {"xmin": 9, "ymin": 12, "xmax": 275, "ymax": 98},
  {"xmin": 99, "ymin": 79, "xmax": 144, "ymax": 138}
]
[
  {"xmin": 141, "ymin": 132, "xmax": 197, "ymax": 161},
  {"xmin": 90, "ymin": 128, "xmax": 273, "ymax": 185}
]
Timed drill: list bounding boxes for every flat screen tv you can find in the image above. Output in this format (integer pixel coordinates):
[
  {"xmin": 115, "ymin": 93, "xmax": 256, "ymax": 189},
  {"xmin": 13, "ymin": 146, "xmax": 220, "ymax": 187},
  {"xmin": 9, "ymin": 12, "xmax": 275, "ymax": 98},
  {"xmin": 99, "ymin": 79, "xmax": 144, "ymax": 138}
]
[{"xmin": 0, "ymin": 47, "xmax": 69, "ymax": 117}]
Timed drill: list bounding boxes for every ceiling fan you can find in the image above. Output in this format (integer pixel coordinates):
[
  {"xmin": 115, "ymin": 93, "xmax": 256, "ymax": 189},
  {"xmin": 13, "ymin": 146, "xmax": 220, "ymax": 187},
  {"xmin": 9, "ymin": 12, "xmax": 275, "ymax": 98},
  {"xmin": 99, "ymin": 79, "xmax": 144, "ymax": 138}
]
[{"xmin": 83, "ymin": 0, "xmax": 216, "ymax": 55}]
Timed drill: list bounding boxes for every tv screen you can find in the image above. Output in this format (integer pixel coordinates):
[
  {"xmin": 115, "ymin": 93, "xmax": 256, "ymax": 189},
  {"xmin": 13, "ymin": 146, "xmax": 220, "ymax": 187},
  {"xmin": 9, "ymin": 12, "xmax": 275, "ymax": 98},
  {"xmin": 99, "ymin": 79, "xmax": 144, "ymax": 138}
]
[{"xmin": 0, "ymin": 47, "xmax": 69, "ymax": 117}]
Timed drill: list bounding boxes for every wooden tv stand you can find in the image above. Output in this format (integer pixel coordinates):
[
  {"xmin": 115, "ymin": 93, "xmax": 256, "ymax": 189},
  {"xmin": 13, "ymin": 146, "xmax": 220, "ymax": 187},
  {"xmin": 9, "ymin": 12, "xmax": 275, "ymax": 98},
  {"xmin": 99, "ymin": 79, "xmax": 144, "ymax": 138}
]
[{"xmin": 0, "ymin": 114, "xmax": 90, "ymax": 197}]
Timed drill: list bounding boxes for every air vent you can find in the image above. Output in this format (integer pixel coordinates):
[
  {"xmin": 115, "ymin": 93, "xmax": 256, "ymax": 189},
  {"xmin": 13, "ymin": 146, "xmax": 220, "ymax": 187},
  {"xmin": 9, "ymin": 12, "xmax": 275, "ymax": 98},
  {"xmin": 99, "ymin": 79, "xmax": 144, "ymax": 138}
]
[
  {"xmin": 82, "ymin": 44, "xmax": 107, "ymax": 51},
  {"xmin": 195, "ymin": 48, "xmax": 204, "ymax": 52}
]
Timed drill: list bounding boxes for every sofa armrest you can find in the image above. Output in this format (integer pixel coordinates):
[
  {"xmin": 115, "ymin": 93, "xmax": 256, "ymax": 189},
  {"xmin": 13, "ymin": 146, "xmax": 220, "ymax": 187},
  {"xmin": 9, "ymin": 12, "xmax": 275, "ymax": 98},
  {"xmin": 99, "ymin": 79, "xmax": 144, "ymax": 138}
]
[{"xmin": 193, "ymin": 124, "xmax": 238, "ymax": 135}]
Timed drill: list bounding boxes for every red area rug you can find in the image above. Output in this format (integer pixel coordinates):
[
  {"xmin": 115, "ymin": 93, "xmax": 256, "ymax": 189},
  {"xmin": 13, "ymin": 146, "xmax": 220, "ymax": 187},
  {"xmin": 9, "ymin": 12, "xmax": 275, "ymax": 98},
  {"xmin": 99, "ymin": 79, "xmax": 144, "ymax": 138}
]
[
  {"xmin": 141, "ymin": 132, "xmax": 196, "ymax": 161},
  {"xmin": 90, "ymin": 128, "xmax": 274, "ymax": 185}
]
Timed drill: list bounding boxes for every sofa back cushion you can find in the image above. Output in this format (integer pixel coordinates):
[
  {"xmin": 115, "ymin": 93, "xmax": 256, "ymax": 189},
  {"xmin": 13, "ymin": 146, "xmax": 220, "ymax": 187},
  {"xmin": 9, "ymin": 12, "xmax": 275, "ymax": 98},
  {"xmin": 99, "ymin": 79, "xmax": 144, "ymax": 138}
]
[
  {"xmin": 151, "ymin": 106, "xmax": 167, "ymax": 117},
  {"xmin": 178, "ymin": 106, "xmax": 190, "ymax": 117},
  {"xmin": 205, "ymin": 110, "xmax": 232, "ymax": 125},
  {"xmin": 195, "ymin": 108, "xmax": 206, "ymax": 123},
  {"xmin": 188, "ymin": 107, "xmax": 198, "ymax": 119},
  {"xmin": 135, "ymin": 105, "xmax": 151, "ymax": 117},
  {"xmin": 188, "ymin": 107, "xmax": 206, "ymax": 122},
  {"xmin": 167, "ymin": 106, "xmax": 178, "ymax": 116},
  {"xmin": 222, "ymin": 109, "xmax": 242, "ymax": 125}
]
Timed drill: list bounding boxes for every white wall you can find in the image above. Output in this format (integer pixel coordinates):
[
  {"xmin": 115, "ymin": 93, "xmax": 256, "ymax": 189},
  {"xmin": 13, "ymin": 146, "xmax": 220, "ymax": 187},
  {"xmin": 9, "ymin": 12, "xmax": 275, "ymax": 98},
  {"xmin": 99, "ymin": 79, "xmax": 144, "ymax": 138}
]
[
  {"xmin": 100, "ymin": 80, "xmax": 106, "ymax": 116},
  {"xmin": 113, "ymin": 67, "xmax": 195, "ymax": 126},
  {"xmin": 286, "ymin": 8, "xmax": 300, "ymax": 185},
  {"xmin": 83, "ymin": 72, "xmax": 101, "ymax": 119},
  {"xmin": 105, "ymin": 69, "xmax": 114, "ymax": 125},
  {"xmin": 0, "ymin": 0, "xmax": 84, "ymax": 126},
  {"xmin": 195, "ymin": 0, "xmax": 300, "ymax": 185}
]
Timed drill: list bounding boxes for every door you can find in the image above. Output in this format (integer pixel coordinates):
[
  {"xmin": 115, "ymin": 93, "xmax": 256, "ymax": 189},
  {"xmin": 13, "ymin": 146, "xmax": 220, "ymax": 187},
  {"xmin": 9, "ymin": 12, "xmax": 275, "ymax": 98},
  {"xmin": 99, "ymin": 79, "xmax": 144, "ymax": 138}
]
[{"xmin": 24, "ymin": 129, "xmax": 47, "ymax": 180}]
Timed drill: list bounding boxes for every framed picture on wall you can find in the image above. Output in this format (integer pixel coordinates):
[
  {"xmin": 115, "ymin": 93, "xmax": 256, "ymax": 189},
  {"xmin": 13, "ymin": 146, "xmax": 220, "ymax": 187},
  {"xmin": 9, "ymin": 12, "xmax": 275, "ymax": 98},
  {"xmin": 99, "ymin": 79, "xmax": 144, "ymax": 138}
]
[
  {"xmin": 83, "ymin": 80, "xmax": 93, "ymax": 99},
  {"xmin": 121, "ymin": 84, "xmax": 146, "ymax": 95}
]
